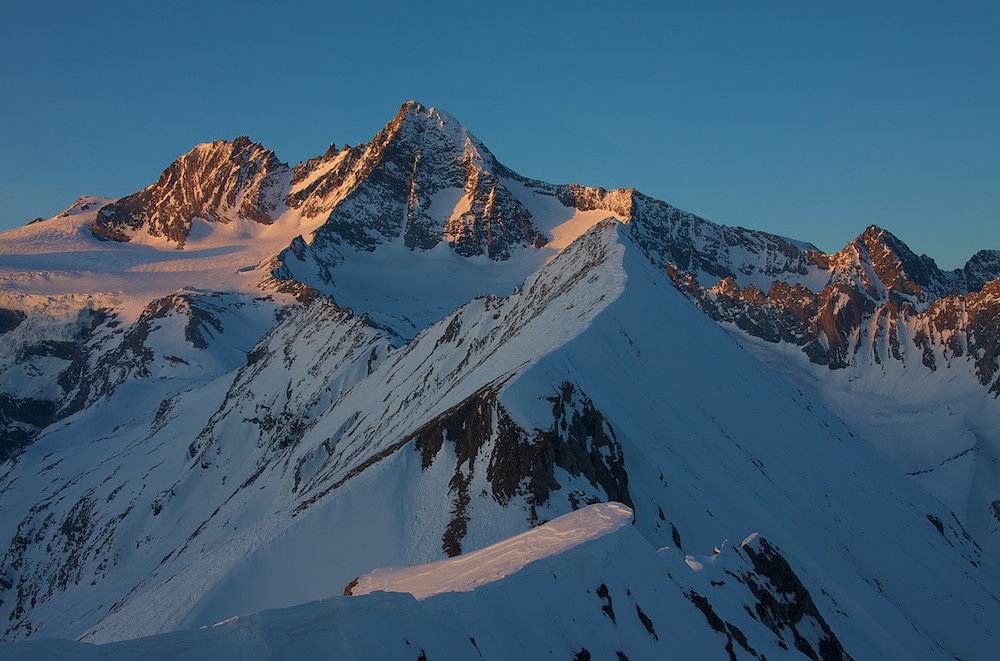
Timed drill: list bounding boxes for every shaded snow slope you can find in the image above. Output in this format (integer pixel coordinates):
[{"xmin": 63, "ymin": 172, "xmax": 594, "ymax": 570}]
[
  {"xmin": 487, "ymin": 222, "xmax": 1000, "ymax": 658},
  {"xmin": 0, "ymin": 221, "xmax": 629, "ymax": 643},
  {"xmin": 729, "ymin": 327, "xmax": 1000, "ymax": 557},
  {"xmin": 649, "ymin": 219, "xmax": 1000, "ymax": 559},
  {"xmin": 0, "ymin": 505, "xmax": 790, "ymax": 661},
  {"xmin": 2, "ymin": 220, "xmax": 996, "ymax": 659}
]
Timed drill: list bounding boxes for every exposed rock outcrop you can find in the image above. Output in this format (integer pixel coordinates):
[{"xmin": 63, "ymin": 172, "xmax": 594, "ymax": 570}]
[
  {"xmin": 412, "ymin": 381, "xmax": 631, "ymax": 555},
  {"xmin": 92, "ymin": 137, "xmax": 290, "ymax": 245}
]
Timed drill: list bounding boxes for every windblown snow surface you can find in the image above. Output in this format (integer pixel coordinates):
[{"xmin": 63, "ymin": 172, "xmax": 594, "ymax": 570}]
[
  {"xmin": 0, "ymin": 195, "xmax": 321, "ymax": 319},
  {"xmin": 348, "ymin": 502, "xmax": 634, "ymax": 600}
]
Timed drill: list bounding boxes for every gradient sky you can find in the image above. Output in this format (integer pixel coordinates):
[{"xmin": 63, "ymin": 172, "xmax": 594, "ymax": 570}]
[{"xmin": 1, "ymin": 0, "xmax": 997, "ymax": 269}]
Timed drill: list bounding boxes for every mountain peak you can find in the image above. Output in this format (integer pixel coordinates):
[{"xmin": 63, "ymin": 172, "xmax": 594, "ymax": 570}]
[
  {"xmin": 857, "ymin": 224, "xmax": 910, "ymax": 255},
  {"xmin": 860, "ymin": 223, "xmax": 886, "ymax": 237},
  {"xmin": 845, "ymin": 224, "xmax": 901, "ymax": 257},
  {"xmin": 397, "ymin": 99, "xmax": 427, "ymax": 115},
  {"xmin": 822, "ymin": 224, "xmax": 948, "ymax": 300},
  {"xmin": 91, "ymin": 137, "xmax": 291, "ymax": 245},
  {"xmin": 962, "ymin": 249, "xmax": 1000, "ymax": 292},
  {"xmin": 386, "ymin": 100, "xmax": 495, "ymax": 169},
  {"xmin": 276, "ymin": 100, "xmax": 537, "ymax": 265}
]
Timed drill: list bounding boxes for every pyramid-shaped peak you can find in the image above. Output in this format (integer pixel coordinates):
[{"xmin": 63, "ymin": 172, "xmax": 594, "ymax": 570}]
[
  {"xmin": 839, "ymin": 224, "xmax": 910, "ymax": 260},
  {"xmin": 861, "ymin": 224, "xmax": 886, "ymax": 239},
  {"xmin": 855, "ymin": 225, "xmax": 923, "ymax": 262},
  {"xmin": 832, "ymin": 224, "xmax": 948, "ymax": 296},
  {"xmin": 386, "ymin": 101, "xmax": 496, "ymax": 167},
  {"xmin": 853, "ymin": 224, "xmax": 898, "ymax": 246},
  {"xmin": 398, "ymin": 99, "xmax": 427, "ymax": 115}
]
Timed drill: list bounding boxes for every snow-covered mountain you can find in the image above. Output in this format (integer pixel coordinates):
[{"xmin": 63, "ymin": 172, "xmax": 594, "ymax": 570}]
[
  {"xmin": 664, "ymin": 223, "xmax": 1000, "ymax": 557},
  {"xmin": 0, "ymin": 102, "xmax": 998, "ymax": 659},
  {"xmin": 92, "ymin": 138, "xmax": 291, "ymax": 245}
]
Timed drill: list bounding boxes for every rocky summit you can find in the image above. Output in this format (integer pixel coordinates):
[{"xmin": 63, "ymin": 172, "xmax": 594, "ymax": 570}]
[{"xmin": 0, "ymin": 102, "xmax": 998, "ymax": 660}]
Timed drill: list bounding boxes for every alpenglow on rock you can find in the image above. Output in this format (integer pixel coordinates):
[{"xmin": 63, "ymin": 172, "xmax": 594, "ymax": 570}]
[{"xmin": 92, "ymin": 137, "xmax": 291, "ymax": 245}]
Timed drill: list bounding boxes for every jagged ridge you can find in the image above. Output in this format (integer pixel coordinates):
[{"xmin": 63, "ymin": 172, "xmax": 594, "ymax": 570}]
[{"xmin": 92, "ymin": 137, "xmax": 290, "ymax": 245}]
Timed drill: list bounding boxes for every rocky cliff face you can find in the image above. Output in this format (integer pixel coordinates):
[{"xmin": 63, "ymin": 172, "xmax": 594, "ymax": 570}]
[
  {"xmin": 287, "ymin": 102, "xmax": 541, "ymax": 259},
  {"xmin": 963, "ymin": 250, "xmax": 1000, "ymax": 292},
  {"xmin": 91, "ymin": 137, "xmax": 290, "ymax": 245},
  {"xmin": 411, "ymin": 380, "xmax": 631, "ymax": 556},
  {"xmin": 90, "ymin": 103, "xmax": 544, "ymax": 263},
  {"xmin": 656, "ymin": 223, "xmax": 1000, "ymax": 381},
  {"xmin": 549, "ymin": 183, "xmax": 823, "ymax": 293}
]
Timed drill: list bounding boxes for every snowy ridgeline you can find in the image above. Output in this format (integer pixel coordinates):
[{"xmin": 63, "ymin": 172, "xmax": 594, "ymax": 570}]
[
  {"xmin": 0, "ymin": 504, "xmax": 663, "ymax": 660},
  {"xmin": 347, "ymin": 502, "xmax": 634, "ymax": 599},
  {"xmin": 0, "ymin": 503, "xmax": 850, "ymax": 661}
]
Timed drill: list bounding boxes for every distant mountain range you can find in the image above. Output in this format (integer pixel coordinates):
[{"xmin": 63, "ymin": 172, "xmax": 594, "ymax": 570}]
[{"xmin": 0, "ymin": 101, "xmax": 997, "ymax": 659}]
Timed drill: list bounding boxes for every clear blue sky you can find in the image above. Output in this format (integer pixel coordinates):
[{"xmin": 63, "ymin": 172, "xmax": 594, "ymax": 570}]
[{"xmin": 2, "ymin": 0, "xmax": 997, "ymax": 269}]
